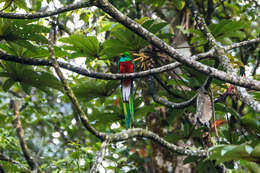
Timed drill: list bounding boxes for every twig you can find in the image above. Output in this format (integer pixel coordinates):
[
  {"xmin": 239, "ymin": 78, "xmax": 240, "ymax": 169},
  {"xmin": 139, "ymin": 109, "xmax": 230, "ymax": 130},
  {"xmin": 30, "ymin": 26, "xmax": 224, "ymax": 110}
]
[
  {"xmin": 47, "ymin": 22, "xmax": 106, "ymax": 140},
  {"xmin": 12, "ymin": 100, "xmax": 38, "ymax": 172},
  {"xmin": 0, "ymin": 0, "xmax": 13, "ymax": 12},
  {"xmin": 224, "ymin": 38, "xmax": 260, "ymax": 51},
  {"xmin": 251, "ymin": 56, "xmax": 260, "ymax": 76},
  {"xmin": 153, "ymin": 75, "xmax": 182, "ymax": 99},
  {"xmin": 89, "ymin": 140, "xmax": 109, "ymax": 173}
]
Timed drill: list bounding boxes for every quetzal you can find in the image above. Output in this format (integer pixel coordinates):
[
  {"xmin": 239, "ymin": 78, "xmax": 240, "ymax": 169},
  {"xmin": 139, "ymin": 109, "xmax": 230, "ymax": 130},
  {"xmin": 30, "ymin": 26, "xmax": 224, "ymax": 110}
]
[{"xmin": 118, "ymin": 52, "xmax": 135, "ymax": 129}]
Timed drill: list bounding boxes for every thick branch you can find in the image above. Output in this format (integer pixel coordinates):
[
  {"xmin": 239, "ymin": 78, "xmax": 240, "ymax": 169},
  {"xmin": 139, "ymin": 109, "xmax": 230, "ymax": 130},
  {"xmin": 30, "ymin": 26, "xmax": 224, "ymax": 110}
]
[
  {"xmin": 108, "ymin": 128, "xmax": 208, "ymax": 157},
  {"xmin": 94, "ymin": 0, "xmax": 260, "ymax": 91},
  {"xmin": 47, "ymin": 24, "xmax": 106, "ymax": 140},
  {"xmin": 12, "ymin": 100, "xmax": 38, "ymax": 171},
  {"xmin": 0, "ymin": 1, "xmax": 94, "ymax": 19}
]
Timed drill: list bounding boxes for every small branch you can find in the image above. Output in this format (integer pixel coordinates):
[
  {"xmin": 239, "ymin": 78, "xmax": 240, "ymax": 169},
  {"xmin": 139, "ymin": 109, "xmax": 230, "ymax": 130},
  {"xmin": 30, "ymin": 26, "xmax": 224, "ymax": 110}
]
[
  {"xmin": 0, "ymin": 0, "xmax": 13, "ymax": 12},
  {"xmin": 0, "ymin": 153, "xmax": 29, "ymax": 171},
  {"xmin": 148, "ymin": 76, "xmax": 197, "ymax": 109},
  {"xmin": 251, "ymin": 56, "xmax": 260, "ymax": 76},
  {"xmin": 47, "ymin": 23, "xmax": 106, "ymax": 140},
  {"xmin": 109, "ymin": 128, "xmax": 208, "ymax": 157},
  {"xmin": 89, "ymin": 140, "xmax": 109, "ymax": 173},
  {"xmin": 0, "ymin": 1, "xmax": 94, "ymax": 19},
  {"xmin": 224, "ymin": 38, "xmax": 260, "ymax": 51},
  {"xmin": 153, "ymin": 75, "xmax": 182, "ymax": 98},
  {"xmin": 12, "ymin": 100, "xmax": 38, "ymax": 172}
]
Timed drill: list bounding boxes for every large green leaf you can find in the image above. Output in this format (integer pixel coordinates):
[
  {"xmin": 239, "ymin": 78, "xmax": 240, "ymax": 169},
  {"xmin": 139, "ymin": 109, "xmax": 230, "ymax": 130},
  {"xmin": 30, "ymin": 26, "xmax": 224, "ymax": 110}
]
[
  {"xmin": 102, "ymin": 39, "xmax": 130, "ymax": 57},
  {"xmin": 73, "ymin": 80, "xmax": 119, "ymax": 100},
  {"xmin": 208, "ymin": 144, "xmax": 260, "ymax": 164},
  {"xmin": 2, "ymin": 62, "xmax": 63, "ymax": 93},
  {"xmin": 59, "ymin": 35, "xmax": 100, "ymax": 59}
]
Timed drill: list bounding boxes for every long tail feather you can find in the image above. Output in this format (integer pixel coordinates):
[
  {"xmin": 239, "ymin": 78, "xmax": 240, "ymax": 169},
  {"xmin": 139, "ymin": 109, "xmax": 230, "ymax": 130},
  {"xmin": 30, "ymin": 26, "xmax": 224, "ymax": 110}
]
[
  {"xmin": 123, "ymin": 102, "xmax": 131, "ymax": 129},
  {"xmin": 129, "ymin": 91, "xmax": 134, "ymax": 123}
]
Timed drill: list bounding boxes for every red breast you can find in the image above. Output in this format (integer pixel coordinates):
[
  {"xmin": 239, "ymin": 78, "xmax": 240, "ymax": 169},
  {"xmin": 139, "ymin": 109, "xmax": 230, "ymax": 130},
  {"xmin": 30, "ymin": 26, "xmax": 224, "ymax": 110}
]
[{"xmin": 120, "ymin": 61, "xmax": 133, "ymax": 73}]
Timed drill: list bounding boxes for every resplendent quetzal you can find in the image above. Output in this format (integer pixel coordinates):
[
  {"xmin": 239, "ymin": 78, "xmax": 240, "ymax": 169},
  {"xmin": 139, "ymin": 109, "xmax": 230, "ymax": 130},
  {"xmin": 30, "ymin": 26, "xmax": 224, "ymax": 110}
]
[{"xmin": 118, "ymin": 52, "xmax": 135, "ymax": 129}]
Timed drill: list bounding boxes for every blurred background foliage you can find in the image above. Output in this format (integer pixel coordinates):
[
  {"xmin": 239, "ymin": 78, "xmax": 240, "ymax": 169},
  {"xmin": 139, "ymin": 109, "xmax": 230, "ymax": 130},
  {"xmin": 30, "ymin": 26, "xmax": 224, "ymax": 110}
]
[{"xmin": 0, "ymin": 0, "xmax": 259, "ymax": 172}]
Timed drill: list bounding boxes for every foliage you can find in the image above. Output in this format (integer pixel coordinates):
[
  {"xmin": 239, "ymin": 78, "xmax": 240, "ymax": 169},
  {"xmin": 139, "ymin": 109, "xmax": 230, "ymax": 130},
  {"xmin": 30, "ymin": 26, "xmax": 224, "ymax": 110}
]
[{"xmin": 0, "ymin": 0, "xmax": 259, "ymax": 172}]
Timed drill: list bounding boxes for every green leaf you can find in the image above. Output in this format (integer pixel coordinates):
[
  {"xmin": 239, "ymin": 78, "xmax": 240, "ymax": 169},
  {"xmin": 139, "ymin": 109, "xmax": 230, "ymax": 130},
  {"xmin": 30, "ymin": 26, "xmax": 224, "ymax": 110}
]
[
  {"xmin": 135, "ymin": 105, "xmax": 155, "ymax": 118},
  {"xmin": 0, "ymin": 72, "xmax": 9, "ymax": 77},
  {"xmin": 20, "ymin": 83, "xmax": 32, "ymax": 95},
  {"xmin": 2, "ymin": 78, "xmax": 15, "ymax": 91},
  {"xmin": 59, "ymin": 35, "xmax": 100, "ymax": 58},
  {"xmin": 102, "ymin": 39, "xmax": 129, "ymax": 57},
  {"xmin": 73, "ymin": 80, "xmax": 117, "ymax": 100},
  {"xmin": 240, "ymin": 160, "xmax": 260, "ymax": 173},
  {"xmin": 251, "ymin": 143, "xmax": 260, "ymax": 158},
  {"xmin": 172, "ymin": 0, "xmax": 185, "ymax": 10},
  {"xmin": 241, "ymin": 117, "xmax": 260, "ymax": 133},
  {"xmin": 183, "ymin": 156, "xmax": 199, "ymax": 164},
  {"xmin": 149, "ymin": 22, "xmax": 168, "ymax": 34}
]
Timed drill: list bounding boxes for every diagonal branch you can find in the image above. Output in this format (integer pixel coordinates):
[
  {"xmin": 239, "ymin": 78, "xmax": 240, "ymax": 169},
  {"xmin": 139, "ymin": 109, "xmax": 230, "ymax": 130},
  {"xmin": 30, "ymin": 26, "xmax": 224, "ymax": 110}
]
[
  {"xmin": 188, "ymin": 0, "xmax": 260, "ymax": 113},
  {"xmin": 12, "ymin": 100, "xmax": 38, "ymax": 172},
  {"xmin": 0, "ymin": 1, "xmax": 94, "ymax": 19},
  {"xmin": 47, "ymin": 23, "xmax": 106, "ymax": 140}
]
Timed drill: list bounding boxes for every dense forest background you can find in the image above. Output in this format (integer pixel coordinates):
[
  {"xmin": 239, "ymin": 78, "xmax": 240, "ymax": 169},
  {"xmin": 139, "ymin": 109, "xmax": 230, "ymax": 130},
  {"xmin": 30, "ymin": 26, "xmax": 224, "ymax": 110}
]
[{"xmin": 0, "ymin": 0, "xmax": 259, "ymax": 172}]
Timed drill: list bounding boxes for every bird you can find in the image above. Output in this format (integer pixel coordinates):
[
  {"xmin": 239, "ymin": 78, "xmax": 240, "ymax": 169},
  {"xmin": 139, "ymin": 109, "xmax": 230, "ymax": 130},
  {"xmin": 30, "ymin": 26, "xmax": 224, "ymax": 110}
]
[{"xmin": 118, "ymin": 52, "xmax": 135, "ymax": 128}]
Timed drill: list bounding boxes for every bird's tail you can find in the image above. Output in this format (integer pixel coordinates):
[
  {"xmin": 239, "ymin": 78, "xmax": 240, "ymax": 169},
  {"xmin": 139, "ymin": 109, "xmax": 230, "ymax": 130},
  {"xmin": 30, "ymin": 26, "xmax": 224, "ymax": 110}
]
[{"xmin": 123, "ymin": 93, "xmax": 134, "ymax": 129}]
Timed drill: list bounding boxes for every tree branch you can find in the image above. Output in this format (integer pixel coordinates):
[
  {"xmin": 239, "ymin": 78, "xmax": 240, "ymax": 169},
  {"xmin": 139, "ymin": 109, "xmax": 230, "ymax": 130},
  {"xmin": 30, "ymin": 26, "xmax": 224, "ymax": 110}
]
[
  {"xmin": 0, "ymin": 153, "xmax": 29, "ymax": 171},
  {"xmin": 0, "ymin": 1, "xmax": 94, "ymax": 19},
  {"xmin": 108, "ymin": 128, "xmax": 208, "ymax": 157},
  {"xmin": 0, "ymin": 50, "xmax": 211, "ymax": 80},
  {"xmin": 94, "ymin": 0, "xmax": 260, "ymax": 91},
  {"xmin": 147, "ymin": 76, "xmax": 197, "ymax": 109},
  {"xmin": 12, "ymin": 100, "xmax": 38, "ymax": 172},
  {"xmin": 89, "ymin": 140, "xmax": 109, "ymax": 173},
  {"xmin": 47, "ymin": 23, "xmax": 106, "ymax": 140},
  {"xmin": 188, "ymin": 0, "xmax": 260, "ymax": 113},
  {"xmin": 224, "ymin": 38, "xmax": 260, "ymax": 51}
]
